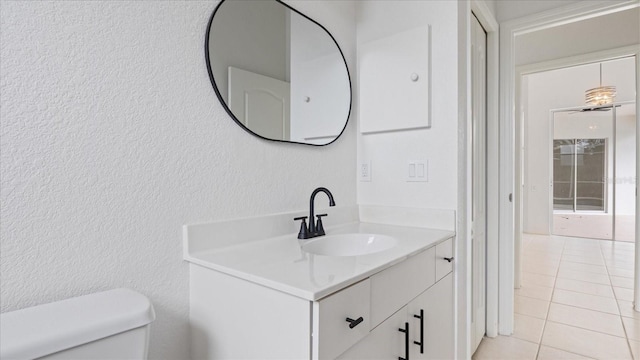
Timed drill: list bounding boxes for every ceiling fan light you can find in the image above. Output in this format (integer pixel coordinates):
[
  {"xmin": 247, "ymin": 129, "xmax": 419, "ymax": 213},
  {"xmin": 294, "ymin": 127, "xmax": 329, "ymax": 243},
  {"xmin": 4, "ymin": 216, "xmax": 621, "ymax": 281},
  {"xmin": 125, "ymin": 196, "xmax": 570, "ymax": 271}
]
[{"xmin": 585, "ymin": 85, "xmax": 616, "ymax": 106}]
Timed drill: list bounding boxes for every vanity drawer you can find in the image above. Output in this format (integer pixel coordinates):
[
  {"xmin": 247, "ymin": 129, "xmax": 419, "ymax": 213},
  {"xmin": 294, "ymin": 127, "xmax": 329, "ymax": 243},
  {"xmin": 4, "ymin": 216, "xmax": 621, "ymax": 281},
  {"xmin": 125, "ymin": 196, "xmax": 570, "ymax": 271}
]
[
  {"xmin": 312, "ymin": 279, "xmax": 371, "ymax": 360},
  {"xmin": 370, "ymin": 246, "xmax": 435, "ymax": 328},
  {"xmin": 436, "ymin": 237, "xmax": 454, "ymax": 280}
]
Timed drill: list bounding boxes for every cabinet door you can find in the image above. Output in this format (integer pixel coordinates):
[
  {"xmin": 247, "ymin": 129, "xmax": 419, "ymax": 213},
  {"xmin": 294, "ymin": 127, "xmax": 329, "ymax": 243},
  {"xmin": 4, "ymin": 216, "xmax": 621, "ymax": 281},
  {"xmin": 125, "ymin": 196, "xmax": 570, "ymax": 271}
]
[
  {"xmin": 408, "ymin": 273, "xmax": 454, "ymax": 360},
  {"xmin": 190, "ymin": 265, "xmax": 310, "ymax": 359},
  {"xmin": 337, "ymin": 307, "xmax": 409, "ymax": 360},
  {"xmin": 313, "ymin": 279, "xmax": 371, "ymax": 360},
  {"xmin": 371, "ymin": 246, "xmax": 435, "ymax": 327}
]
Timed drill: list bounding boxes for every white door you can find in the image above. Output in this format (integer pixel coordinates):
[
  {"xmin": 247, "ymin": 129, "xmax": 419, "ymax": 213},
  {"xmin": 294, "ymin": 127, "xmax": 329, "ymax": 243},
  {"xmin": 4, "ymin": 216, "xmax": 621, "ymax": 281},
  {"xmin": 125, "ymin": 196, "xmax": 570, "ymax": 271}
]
[
  {"xmin": 470, "ymin": 14, "xmax": 487, "ymax": 353},
  {"xmin": 228, "ymin": 66, "xmax": 290, "ymax": 141}
]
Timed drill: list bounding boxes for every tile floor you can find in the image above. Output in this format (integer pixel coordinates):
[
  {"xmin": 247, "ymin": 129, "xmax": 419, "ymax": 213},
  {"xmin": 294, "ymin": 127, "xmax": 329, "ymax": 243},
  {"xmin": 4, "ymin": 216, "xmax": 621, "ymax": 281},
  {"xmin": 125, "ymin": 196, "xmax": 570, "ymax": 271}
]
[
  {"xmin": 473, "ymin": 233, "xmax": 638, "ymax": 360},
  {"xmin": 553, "ymin": 214, "xmax": 635, "ymax": 242}
]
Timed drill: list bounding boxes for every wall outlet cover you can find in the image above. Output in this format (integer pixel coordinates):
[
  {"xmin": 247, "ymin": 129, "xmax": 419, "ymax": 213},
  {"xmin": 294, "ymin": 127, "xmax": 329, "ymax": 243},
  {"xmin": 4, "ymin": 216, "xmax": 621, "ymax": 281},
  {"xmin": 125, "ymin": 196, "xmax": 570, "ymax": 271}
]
[{"xmin": 360, "ymin": 161, "xmax": 372, "ymax": 182}]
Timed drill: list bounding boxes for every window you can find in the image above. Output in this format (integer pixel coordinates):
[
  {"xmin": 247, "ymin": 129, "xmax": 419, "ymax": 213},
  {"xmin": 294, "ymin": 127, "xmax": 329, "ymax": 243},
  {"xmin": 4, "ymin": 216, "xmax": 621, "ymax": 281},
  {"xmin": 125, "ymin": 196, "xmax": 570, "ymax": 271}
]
[{"xmin": 553, "ymin": 138, "xmax": 606, "ymax": 212}]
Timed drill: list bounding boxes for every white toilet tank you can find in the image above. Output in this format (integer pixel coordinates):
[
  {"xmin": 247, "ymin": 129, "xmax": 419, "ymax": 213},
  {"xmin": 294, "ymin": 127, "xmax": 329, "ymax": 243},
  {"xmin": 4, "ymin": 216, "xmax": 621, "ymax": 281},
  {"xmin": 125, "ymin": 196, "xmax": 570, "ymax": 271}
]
[{"xmin": 0, "ymin": 288, "xmax": 155, "ymax": 360}]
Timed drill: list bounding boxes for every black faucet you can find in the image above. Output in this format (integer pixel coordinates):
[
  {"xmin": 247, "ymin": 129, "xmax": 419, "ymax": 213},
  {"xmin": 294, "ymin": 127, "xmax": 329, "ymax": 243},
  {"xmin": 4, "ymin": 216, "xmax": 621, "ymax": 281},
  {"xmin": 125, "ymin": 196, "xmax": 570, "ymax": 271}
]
[{"xmin": 294, "ymin": 187, "xmax": 335, "ymax": 239}]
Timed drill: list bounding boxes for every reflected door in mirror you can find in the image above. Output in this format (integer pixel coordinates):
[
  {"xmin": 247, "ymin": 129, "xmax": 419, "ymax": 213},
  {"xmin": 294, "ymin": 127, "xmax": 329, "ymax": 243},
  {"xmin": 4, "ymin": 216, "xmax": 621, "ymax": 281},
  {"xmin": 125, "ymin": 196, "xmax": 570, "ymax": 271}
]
[
  {"xmin": 228, "ymin": 67, "xmax": 290, "ymax": 141},
  {"xmin": 206, "ymin": 0, "xmax": 351, "ymax": 146}
]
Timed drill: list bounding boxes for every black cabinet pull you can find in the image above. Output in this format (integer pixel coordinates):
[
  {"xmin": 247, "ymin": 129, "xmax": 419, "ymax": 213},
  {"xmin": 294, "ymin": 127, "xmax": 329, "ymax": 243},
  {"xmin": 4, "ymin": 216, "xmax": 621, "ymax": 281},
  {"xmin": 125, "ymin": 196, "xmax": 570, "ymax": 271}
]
[
  {"xmin": 346, "ymin": 317, "xmax": 363, "ymax": 329},
  {"xmin": 398, "ymin": 322, "xmax": 409, "ymax": 360},
  {"xmin": 413, "ymin": 310, "xmax": 424, "ymax": 354},
  {"xmin": 444, "ymin": 257, "xmax": 454, "ymax": 263}
]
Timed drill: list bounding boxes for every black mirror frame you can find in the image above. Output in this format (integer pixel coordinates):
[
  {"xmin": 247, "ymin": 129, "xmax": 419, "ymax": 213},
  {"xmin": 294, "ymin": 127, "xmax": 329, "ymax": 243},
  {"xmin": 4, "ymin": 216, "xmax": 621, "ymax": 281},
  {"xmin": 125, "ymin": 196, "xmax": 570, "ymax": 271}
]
[{"xmin": 204, "ymin": 0, "xmax": 352, "ymax": 146}]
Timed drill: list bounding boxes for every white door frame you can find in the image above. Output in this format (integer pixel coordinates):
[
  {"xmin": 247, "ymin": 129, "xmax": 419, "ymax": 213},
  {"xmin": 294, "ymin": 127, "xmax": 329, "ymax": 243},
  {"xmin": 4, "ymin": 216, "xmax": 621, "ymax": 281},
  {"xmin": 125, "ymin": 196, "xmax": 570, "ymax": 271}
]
[
  {"xmin": 455, "ymin": 2, "xmax": 499, "ymax": 359},
  {"xmin": 458, "ymin": 2, "xmax": 499, "ymax": 359},
  {"xmin": 500, "ymin": 0, "xmax": 640, "ymax": 335},
  {"xmin": 470, "ymin": 1, "xmax": 499, "ymax": 342},
  {"xmin": 470, "ymin": 12, "xmax": 488, "ymax": 354},
  {"xmin": 636, "ymin": 49, "xmax": 640, "ymax": 312}
]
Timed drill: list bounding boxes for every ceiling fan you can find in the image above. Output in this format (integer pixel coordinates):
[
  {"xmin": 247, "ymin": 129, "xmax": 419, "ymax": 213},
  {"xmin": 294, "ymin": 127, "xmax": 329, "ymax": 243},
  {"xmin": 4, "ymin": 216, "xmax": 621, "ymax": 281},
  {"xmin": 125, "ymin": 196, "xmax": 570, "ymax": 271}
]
[{"xmin": 568, "ymin": 104, "xmax": 620, "ymax": 114}]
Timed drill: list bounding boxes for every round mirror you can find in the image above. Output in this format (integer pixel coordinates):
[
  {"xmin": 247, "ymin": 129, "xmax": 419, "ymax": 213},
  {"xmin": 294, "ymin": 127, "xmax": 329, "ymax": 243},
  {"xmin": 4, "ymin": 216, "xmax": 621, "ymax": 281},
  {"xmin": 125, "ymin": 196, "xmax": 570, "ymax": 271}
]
[{"xmin": 205, "ymin": 0, "xmax": 352, "ymax": 146}]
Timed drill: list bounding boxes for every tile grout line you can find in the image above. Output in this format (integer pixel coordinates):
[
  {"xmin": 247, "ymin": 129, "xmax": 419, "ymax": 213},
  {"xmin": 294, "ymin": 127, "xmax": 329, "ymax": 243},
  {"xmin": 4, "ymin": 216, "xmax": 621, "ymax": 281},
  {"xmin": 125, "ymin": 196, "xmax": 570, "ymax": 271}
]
[
  {"xmin": 541, "ymin": 344, "xmax": 600, "ymax": 360},
  {"xmin": 534, "ymin": 237, "xmax": 565, "ymax": 360},
  {"xmin": 550, "ymin": 287, "xmax": 621, "ymax": 309},
  {"xmin": 602, "ymin": 242, "xmax": 636, "ymax": 360}
]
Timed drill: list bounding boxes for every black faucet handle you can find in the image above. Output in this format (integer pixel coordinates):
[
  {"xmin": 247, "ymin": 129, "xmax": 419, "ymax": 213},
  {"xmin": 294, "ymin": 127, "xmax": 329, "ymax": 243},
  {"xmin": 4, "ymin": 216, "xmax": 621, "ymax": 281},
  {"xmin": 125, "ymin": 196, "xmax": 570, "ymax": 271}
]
[
  {"xmin": 315, "ymin": 214, "xmax": 328, "ymax": 236},
  {"xmin": 294, "ymin": 216, "xmax": 309, "ymax": 239}
]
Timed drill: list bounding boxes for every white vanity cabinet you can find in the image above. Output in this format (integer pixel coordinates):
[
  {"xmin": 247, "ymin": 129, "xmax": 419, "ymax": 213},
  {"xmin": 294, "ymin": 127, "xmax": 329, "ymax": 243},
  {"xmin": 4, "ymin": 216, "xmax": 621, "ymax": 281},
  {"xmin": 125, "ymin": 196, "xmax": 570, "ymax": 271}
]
[
  {"xmin": 338, "ymin": 239, "xmax": 454, "ymax": 360},
  {"xmin": 189, "ymin": 236, "xmax": 454, "ymax": 360},
  {"xmin": 337, "ymin": 274, "xmax": 454, "ymax": 360}
]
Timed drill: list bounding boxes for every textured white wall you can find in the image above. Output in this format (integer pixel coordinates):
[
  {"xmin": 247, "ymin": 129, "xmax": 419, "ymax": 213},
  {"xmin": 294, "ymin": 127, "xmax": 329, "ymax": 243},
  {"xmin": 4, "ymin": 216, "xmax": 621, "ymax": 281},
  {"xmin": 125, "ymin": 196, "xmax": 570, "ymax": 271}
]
[{"xmin": 0, "ymin": 1, "xmax": 357, "ymax": 358}]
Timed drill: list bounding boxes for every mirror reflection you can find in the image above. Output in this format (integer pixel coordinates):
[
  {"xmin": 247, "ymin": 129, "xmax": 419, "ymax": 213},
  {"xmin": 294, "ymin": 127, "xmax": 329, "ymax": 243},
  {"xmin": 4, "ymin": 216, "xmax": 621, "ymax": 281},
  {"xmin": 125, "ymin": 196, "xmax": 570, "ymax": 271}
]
[{"xmin": 206, "ymin": 0, "xmax": 351, "ymax": 145}]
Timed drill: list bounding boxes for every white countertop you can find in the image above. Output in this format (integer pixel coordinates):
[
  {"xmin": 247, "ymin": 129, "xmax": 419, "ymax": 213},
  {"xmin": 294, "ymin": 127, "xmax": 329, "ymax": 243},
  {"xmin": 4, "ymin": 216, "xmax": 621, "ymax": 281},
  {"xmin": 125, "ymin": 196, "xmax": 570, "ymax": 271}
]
[{"xmin": 185, "ymin": 221, "xmax": 454, "ymax": 301}]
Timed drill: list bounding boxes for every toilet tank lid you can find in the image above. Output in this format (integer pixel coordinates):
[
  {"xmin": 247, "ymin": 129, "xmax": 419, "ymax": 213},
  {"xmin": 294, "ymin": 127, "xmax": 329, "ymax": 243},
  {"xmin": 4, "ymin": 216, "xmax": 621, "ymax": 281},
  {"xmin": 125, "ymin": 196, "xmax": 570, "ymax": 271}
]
[{"xmin": 0, "ymin": 288, "xmax": 156, "ymax": 360}]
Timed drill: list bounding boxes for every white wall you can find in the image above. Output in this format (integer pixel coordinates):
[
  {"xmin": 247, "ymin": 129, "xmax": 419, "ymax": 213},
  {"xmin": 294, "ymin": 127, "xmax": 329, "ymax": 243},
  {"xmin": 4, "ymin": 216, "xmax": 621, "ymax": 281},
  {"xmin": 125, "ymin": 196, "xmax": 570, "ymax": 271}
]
[
  {"xmin": 515, "ymin": 7, "xmax": 640, "ymax": 66},
  {"xmin": 496, "ymin": 0, "xmax": 588, "ymax": 22},
  {"xmin": 616, "ymin": 113, "xmax": 638, "ymax": 215},
  {"xmin": 482, "ymin": 0, "xmax": 498, "ymax": 21},
  {"xmin": 523, "ymin": 57, "xmax": 636, "ymax": 234},
  {"xmin": 355, "ymin": 2, "xmax": 466, "ymax": 356},
  {"xmin": 0, "ymin": 1, "xmax": 357, "ymax": 358},
  {"xmin": 356, "ymin": 0, "xmax": 459, "ymax": 211}
]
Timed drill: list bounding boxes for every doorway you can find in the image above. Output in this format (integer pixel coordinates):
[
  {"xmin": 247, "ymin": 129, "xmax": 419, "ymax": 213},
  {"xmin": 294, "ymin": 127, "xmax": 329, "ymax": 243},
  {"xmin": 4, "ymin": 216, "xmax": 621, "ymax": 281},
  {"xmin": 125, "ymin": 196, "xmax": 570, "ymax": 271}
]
[
  {"xmin": 518, "ymin": 56, "xmax": 636, "ymax": 243},
  {"xmin": 499, "ymin": 0, "xmax": 640, "ymax": 340},
  {"xmin": 478, "ymin": 50, "xmax": 639, "ymax": 360}
]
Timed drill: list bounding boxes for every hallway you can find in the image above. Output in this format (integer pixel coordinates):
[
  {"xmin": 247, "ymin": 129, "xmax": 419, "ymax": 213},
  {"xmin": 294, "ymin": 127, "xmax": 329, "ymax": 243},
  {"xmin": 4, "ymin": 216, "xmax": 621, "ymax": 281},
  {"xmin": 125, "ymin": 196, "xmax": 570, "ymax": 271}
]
[{"xmin": 473, "ymin": 233, "xmax": 638, "ymax": 359}]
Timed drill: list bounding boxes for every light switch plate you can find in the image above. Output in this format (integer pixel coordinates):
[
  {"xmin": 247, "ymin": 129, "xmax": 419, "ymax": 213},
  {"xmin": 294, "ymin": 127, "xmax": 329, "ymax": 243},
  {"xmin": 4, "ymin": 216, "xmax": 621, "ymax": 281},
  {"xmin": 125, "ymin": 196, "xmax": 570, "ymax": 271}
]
[
  {"xmin": 360, "ymin": 161, "xmax": 372, "ymax": 182},
  {"xmin": 407, "ymin": 160, "xmax": 428, "ymax": 182}
]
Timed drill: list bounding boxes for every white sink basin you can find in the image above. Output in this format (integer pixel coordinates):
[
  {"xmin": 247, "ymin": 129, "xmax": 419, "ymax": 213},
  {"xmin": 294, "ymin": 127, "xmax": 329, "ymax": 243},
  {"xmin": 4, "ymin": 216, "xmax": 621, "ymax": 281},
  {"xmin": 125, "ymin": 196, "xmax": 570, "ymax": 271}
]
[{"xmin": 301, "ymin": 233, "xmax": 397, "ymax": 257}]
